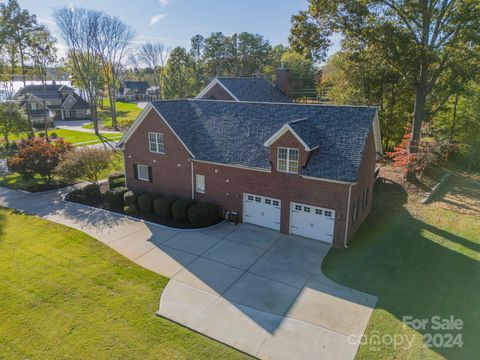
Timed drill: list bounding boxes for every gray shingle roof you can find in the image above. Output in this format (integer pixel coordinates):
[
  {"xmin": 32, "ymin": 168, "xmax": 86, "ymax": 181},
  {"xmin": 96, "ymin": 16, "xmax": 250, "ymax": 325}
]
[
  {"xmin": 215, "ymin": 77, "xmax": 292, "ymax": 103},
  {"xmin": 123, "ymin": 81, "xmax": 149, "ymax": 93},
  {"xmin": 147, "ymin": 100, "xmax": 376, "ymax": 182}
]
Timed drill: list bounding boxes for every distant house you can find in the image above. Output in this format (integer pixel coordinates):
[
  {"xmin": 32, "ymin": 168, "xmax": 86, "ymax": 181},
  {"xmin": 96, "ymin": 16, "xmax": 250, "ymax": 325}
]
[
  {"xmin": 118, "ymin": 80, "xmax": 159, "ymax": 102},
  {"xmin": 196, "ymin": 68, "xmax": 291, "ymax": 103},
  {"xmin": 12, "ymin": 83, "xmax": 90, "ymax": 126}
]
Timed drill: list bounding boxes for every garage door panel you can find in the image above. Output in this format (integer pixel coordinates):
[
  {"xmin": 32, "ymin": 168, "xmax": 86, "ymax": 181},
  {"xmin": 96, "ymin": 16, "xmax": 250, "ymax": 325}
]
[
  {"xmin": 290, "ymin": 202, "xmax": 335, "ymax": 243},
  {"xmin": 243, "ymin": 193, "xmax": 281, "ymax": 231}
]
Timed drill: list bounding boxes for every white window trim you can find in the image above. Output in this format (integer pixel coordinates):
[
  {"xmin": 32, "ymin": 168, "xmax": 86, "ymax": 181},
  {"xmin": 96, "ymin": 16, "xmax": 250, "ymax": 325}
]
[
  {"xmin": 137, "ymin": 164, "xmax": 150, "ymax": 181},
  {"xmin": 195, "ymin": 174, "xmax": 205, "ymax": 193},
  {"xmin": 277, "ymin": 147, "xmax": 299, "ymax": 174},
  {"xmin": 148, "ymin": 132, "xmax": 165, "ymax": 154}
]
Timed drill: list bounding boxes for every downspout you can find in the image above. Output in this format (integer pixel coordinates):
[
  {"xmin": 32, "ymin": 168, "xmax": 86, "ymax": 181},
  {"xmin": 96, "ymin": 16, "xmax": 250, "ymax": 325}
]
[
  {"xmin": 344, "ymin": 184, "xmax": 353, "ymax": 248},
  {"xmin": 191, "ymin": 159, "xmax": 195, "ymax": 200}
]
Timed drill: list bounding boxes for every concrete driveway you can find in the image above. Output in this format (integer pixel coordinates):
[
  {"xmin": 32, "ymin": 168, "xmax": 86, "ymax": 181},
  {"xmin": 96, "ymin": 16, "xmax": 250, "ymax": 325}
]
[
  {"xmin": 157, "ymin": 224, "xmax": 377, "ymax": 360},
  {"xmin": 0, "ymin": 186, "xmax": 376, "ymax": 360}
]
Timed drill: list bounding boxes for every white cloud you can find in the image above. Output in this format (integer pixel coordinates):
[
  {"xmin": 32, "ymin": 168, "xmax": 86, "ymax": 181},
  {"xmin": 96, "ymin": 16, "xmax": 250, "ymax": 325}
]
[
  {"xmin": 158, "ymin": 0, "xmax": 169, "ymax": 6},
  {"xmin": 149, "ymin": 13, "xmax": 167, "ymax": 26},
  {"xmin": 38, "ymin": 17, "xmax": 55, "ymax": 25}
]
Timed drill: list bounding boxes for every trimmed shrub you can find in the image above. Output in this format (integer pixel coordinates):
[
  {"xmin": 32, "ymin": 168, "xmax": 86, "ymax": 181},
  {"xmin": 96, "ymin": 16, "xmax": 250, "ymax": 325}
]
[
  {"xmin": 50, "ymin": 132, "xmax": 59, "ymax": 139},
  {"xmin": 65, "ymin": 188, "xmax": 86, "ymax": 202},
  {"xmin": 124, "ymin": 204, "xmax": 138, "ymax": 215},
  {"xmin": 153, "ymin": 195, "xmax": 177, "ymax": 218},
  {"xmin": 82, "ymin": 183, "xmax": 101, "ymax": 199},
  {"xmin": 137, "ymin": 193, "xmax": 159, "ymax": 212},
  {"xmin": 172, "ymin": 198, "xmax": 195, "ymax": 222},
  {"xmin": 123, "ymin": 190, "xmax": 137, "ymax": 206},
  {"xmin": 108, "ymin": 172, "xmax": 125, "ymax": 182},
  {"xmin": 109, "ymin": 177, "xmax": 125, "ymax": 189},
  {"xmin": 188, "ymin": 203, "xmax": 219, "ymax": 227},
  {"xmin": 105, "ymin": 186, "xmax": 128, "ymax": 208}
]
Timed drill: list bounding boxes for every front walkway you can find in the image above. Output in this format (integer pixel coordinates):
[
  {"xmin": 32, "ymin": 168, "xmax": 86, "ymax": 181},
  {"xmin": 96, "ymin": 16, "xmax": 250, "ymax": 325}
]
[{"xmin": 0, "ymin": 186, "xmax": 377, "ymax": 360}]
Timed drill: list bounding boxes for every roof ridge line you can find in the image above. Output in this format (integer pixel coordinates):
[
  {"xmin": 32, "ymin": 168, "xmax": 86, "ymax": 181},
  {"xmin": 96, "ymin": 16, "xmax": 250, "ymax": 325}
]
[{"xmin": 289, "ymin": 117, "xmax": 308, "ymax": 124}]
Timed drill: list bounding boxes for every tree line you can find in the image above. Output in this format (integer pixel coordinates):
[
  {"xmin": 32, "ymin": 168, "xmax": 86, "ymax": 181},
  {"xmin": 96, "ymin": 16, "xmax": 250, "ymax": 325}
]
[
  {"xmin": 127, "ymin": 32, "xmax": 317, "ymax": 100},
  {"xmin": 290, "ymin": 0, "xmax": 480, "ymax": 174}
]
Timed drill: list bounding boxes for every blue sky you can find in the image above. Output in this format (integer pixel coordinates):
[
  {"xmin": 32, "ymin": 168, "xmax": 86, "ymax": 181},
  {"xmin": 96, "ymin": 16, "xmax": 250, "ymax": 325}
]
[{"xmin": 18, "ymin": 0, "xmax": 339, "ymax": 59}]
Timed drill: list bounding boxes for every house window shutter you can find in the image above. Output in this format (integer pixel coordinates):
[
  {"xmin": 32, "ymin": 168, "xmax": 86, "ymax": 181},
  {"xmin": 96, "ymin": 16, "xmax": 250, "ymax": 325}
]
[
  {"xmin": 148, "ymin": 166, "xmax": 153, "ymax": 182},
  {"xmin": 133, "ymin": 164, "xmax": 138, "ymax": 179}
]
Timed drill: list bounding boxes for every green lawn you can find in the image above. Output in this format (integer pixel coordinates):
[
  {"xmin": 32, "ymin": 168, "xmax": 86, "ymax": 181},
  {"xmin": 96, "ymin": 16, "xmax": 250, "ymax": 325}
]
[
  {"xmin": 83, "ymin": 100, "xmax": 142, "ymax": 130},
  {"xmin": 0, "ymin": 207, "xmax": 248, "ymax": 359},
  {"xmin": 0, "ymin": 151, "xmax": 124, "ymax": 192},
  {"xmin": 323, "ymin": 174, "xmax": 480, "ymax": 359},
  {"xmin": 3, "ymin": 129, "xmax": 123, "ymax": 146}
]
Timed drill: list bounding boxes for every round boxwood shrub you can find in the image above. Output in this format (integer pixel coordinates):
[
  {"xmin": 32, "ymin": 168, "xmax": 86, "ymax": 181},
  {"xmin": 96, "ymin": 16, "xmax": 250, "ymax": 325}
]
[
  {"xmin": 172, "ymin": 198, "xmax": 195, "ymax": 222},
  {"xmin": 105, "ymin": 186, "xmax": 128, "ymax": 208},
  {"xmin": 188, "ymin": 203, "xmax": 219, "ymax": 227},
  {"xmin": 137, "ymin": 193, "xmax": 159, "ymax": 212},
  {"xmin": 66, "ymin": 188, "xmax": 86, "ymax": 202},
  {"xmin": 82, "ymin": 183, "xmax": 101, "ymax": 199},
  {"xmin": 109, "ymin": 177, "xmax": 125, "ymax": 189},
  {"xmin": 123, "ymin": 190, "xmax": 137, "ymax": 206},
  {"xmin": 124, "ymin": 204, "xmax": 138, "ymax": 215},
  {"xmin": 153, "ymin": 195, "xmax": 177, "ymax": 218}
]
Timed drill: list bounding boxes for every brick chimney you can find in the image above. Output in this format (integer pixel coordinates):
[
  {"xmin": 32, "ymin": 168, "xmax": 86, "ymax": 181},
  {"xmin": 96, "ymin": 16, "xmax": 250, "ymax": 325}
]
[{"xmin": 275, "ymin": 67, "xmax": 289, "ymax": 96}]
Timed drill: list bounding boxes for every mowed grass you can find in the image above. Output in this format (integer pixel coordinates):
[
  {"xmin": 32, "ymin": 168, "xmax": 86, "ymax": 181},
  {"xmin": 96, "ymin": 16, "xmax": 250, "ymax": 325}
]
[
  {"xmin": 0, "ymin": 207, "xmax": 249, "ymax": 359},
  {"xmin": 3, "ymin": 129, "xmax": 123, "ymax": 146},
  {"xmin": 83, "ymin": 100, "xmax": 142, "ymax": 129},
  {"xmin": 0, "ymin": 151, "xmax": 124, "ymax": 192},
  {"xmin": 322, "ymin": 176, "xmax": 480, "ymax": 360}
]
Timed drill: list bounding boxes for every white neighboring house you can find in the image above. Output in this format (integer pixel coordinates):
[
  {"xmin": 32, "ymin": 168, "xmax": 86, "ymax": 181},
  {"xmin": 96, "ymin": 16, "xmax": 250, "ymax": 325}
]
[{"xmin": 12, "ymin": 83, "xmax": 90, "ymax": 126}]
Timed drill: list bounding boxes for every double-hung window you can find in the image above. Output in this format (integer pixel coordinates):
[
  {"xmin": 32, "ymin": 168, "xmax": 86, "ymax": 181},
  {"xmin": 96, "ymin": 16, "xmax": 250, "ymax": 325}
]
[
  {"xmin": 277, "ymin": 147, "xmax": 299, "ymax": 173},
  {"xmin": 148, "ymin": 132, "xmax": 165, "ymax": 153},
  {"xmin": 362, "ymin": 187, "xmax": 369, "ymax": 210},
  {"xmin": 352, "ymin": 198, "xmax": 359, "ymax": 224},
  {"xmin": 195, "ymin": 174, "xmax": 205, "ymax": 193},
  {"xmin": 136, "ymin": 164, "xmax": 150, "ymax": 182}
]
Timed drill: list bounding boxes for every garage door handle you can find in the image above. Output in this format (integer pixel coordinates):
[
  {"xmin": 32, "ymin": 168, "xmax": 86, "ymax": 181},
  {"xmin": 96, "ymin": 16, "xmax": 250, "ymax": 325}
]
[
  {"xmin": 245, "ymin": 215, "xmax": 251, "ymax": 218},
  {"xmin": 291, "ymin": 225, "xmax": 298, "ymax": 228}
]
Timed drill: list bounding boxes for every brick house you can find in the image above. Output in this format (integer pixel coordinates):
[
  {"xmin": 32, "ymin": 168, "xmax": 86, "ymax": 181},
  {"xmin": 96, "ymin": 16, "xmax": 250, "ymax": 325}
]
[
  {"xmin": 118, "ymin": 99, "xmax": 382, "ymax": 248},
  {"xmin": 196, "ymin": 68, "xmax": 291, "ymax": 103}
]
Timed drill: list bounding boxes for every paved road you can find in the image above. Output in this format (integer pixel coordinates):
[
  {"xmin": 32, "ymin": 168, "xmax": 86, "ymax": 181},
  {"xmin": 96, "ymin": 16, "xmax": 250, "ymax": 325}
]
[
  {"xmin": 54, "ymin": 120, "xmax": 123, "ymax": 134},
  {"xmin": 0, "ymin": 186, "xmax": 377, "ymax": 360}
]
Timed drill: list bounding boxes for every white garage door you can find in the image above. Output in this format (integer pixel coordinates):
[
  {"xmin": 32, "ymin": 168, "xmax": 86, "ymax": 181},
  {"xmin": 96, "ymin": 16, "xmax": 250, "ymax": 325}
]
[
  {"xmin": 243, "ymin": 193, "xmax": 281, "ymax": 231},
  {"xmin": 290, "ymin": 202, "xmax": 335, "ymax": 243}
]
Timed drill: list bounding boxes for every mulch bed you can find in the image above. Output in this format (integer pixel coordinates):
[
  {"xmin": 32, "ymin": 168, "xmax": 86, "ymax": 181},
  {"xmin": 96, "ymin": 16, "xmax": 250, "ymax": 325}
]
[{"xmin": 67, "ymin": 185, "xmax": 222, "ymax": 229}]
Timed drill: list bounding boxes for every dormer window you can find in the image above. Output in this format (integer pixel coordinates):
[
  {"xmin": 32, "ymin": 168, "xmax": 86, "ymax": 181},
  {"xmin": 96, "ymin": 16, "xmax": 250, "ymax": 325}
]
[{"xmin": 277, "ymin": 147, "xmax": 299, "ymax": 173}]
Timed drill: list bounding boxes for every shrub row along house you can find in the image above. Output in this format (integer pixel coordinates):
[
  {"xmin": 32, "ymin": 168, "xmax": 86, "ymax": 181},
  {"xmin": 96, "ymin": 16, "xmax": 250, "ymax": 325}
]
[
  {"xmin": 118, "ymin": 72, "xmax": 382, "ymax": 248},
  {"xmin": 12, "ymin": 83, "xmax": 90, "ymax": 126}
]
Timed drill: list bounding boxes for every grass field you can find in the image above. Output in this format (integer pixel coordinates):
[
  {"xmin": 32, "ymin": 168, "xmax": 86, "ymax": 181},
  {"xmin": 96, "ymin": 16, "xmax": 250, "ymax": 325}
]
[
  {"xmin": 83, "ymin": 100, "xmax": 142, "ymax": 130},
  {"xmin": 323, "ymin": 173, "xmax": 480, "ymax": 359},
  {"xmin": 2, "ymin": 129, "xmax": 123, "ymax": 146},
  {"xmin": 0, "ymin": 207, "xmax": 248, "ymax": 359},
  {"xmin": 0, "ymin": 151, "xmax": 124, "ymax": 192}
]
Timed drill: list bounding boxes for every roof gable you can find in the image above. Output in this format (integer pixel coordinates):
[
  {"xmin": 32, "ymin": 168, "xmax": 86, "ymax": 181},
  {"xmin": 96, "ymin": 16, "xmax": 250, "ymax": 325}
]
[{"xmin": 197, "ymin": 77, "xmax": 291, "ymax": 103}]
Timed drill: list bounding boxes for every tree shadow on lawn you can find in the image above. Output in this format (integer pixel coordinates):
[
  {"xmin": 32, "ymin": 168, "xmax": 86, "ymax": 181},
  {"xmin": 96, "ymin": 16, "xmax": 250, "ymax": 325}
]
[{"xmin": 322, "ymin": 179, "xmax": 480, "ymax": 359}]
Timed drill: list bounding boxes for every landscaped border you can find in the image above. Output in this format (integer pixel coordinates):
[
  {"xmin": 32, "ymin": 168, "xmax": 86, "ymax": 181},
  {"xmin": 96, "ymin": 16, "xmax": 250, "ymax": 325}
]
[{"xmin": 62, "ymin": 188, "xmax": 226, "ymax": 232}]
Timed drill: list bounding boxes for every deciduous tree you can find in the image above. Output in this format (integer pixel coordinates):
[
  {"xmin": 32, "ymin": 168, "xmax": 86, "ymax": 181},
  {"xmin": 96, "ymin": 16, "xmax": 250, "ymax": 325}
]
[{"xmin": 56, "ymin": 147, "xmax": 112, "ymax": 184}]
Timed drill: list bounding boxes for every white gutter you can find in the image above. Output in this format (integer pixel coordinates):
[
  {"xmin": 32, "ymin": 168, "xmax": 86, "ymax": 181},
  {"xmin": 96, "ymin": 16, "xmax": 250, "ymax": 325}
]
[
  {"xmin": 190, "ymin": 159, "xmax": 195, "ymax": 200},
  {"xmin": 344, "ymin": 183, "xmax": 353, "ymax": 248}
]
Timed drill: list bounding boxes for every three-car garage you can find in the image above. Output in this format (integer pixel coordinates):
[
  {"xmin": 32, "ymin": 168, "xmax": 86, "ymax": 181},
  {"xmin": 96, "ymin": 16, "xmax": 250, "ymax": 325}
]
[{"xmin": 242, "ymin": 193, "xmax": 335, "ymax": 244}]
